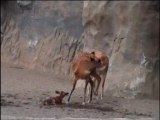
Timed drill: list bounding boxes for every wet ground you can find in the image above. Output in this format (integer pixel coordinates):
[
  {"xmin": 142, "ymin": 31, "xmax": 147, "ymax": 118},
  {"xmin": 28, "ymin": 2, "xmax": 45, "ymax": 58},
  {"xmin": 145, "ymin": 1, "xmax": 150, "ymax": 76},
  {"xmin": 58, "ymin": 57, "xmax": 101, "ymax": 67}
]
[{"xmin": 1, "ymin": 62, "xmax": 159, "ymax": 119}]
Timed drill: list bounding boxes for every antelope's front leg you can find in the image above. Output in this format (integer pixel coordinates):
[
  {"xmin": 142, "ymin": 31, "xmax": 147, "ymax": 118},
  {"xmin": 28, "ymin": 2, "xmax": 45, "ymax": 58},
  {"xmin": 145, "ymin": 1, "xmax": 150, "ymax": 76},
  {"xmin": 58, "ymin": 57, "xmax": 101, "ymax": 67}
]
[
  {"xmin": 91, "ymin": 71, "xmax": 101, "ymax": 98},
  {"xmin": 82, "ymin": 79, "xmax": 89, "ymax": 105},
  {"xmin": 88, "ymin": 77, "xmax": 94, "ymax": 103},
  {"xmin": 68, "ymin": 77, "xmax": 78, "ymax": 103}
]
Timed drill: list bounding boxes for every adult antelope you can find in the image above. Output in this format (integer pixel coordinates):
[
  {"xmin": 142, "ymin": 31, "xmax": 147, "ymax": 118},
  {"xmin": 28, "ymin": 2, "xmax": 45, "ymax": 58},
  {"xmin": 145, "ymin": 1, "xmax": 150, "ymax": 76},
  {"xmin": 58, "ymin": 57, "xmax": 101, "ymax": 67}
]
[
  {"xmin": 67, "ymin": 52, "xmax": 102, "ymax": 105},
  {"xmin": 90, "ymin": 51, "xmax": 109, "ymax": 100}
]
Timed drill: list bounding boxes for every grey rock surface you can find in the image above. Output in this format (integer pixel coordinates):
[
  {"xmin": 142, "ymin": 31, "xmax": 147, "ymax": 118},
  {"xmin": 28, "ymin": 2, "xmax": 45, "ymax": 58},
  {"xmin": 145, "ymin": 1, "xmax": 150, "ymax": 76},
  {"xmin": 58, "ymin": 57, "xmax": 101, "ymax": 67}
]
[{"xmin": 82, "ymin": 1, "xmax": 159, "ymax": 99}]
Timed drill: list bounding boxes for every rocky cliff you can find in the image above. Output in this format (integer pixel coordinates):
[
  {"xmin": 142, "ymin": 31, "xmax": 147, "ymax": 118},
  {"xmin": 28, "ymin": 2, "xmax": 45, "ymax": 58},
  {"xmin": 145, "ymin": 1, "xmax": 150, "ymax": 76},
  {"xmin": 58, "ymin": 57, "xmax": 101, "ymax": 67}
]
[
  {"xmin": 82, "ymin": 1, "xmax": 159, "ymax": 99},
  {"xmin": 1, "ymin": 1, "xmax": 84, "ymax": 75},
  {"xmin": 1, "ymin": 1, "xmax": 159, "ymax": 99}
]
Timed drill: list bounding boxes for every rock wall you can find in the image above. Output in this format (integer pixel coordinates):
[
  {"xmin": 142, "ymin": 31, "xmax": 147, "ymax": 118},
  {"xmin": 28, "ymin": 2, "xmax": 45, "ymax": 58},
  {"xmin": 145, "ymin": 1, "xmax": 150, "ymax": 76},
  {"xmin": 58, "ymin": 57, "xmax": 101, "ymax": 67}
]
[
  {"xmin": 1, "ymin": 1, "xmax": 84, "ymax": 76},
  {"xmin": 1, "ymin": 1, "xmax": 159, "ymax": 99},
  {"xmin": 82, "ymin": 1, "xmax": 159, "ymax": 99}
]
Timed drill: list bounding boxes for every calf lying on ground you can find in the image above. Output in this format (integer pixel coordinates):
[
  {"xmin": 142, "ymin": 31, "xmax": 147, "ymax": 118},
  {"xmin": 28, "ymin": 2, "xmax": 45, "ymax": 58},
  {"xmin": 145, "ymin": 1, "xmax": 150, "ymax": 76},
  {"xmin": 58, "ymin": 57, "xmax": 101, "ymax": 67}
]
[{"xmin": 41, "ymin": 91, "xmax": 69, "ymax": 106}]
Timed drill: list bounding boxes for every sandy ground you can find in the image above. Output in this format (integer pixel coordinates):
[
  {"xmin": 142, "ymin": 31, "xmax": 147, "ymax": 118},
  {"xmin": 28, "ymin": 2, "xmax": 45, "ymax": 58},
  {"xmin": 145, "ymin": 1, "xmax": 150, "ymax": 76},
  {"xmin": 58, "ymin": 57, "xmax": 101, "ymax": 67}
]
[{"xmin": 1, "ymin": 62, "xmax": 159, "ymax": 120}]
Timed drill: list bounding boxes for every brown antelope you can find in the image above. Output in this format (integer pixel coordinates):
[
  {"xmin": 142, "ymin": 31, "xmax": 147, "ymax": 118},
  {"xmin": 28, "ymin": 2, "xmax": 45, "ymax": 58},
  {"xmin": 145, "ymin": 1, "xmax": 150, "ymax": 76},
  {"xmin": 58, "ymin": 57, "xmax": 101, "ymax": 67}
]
[
  {"xmin": 67, "ymin": 52, "xmax": 102, "ymax": 105},
  {"xmin": 90, "ymin": 51, "xmax": 109, "ymax": 100},
  {"xmin": 42, "ymin": 91, "xmax": 69, "ymax": 106}
]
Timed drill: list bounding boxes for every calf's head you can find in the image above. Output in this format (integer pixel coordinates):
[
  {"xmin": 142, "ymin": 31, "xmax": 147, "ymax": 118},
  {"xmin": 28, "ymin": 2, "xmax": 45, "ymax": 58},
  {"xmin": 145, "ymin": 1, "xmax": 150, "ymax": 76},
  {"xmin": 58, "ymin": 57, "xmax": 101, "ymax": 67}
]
[{"xmin": 55, "ymin": 91, "xmax": 69, "ymax": 98}]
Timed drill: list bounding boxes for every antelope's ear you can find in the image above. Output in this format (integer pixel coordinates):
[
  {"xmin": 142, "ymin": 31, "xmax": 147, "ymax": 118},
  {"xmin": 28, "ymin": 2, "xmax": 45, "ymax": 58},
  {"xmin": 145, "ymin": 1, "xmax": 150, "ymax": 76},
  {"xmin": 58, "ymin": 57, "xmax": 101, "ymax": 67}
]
[
  {"xmin": 55, "ymin": 90, "xmax": 60, "ymax": 94},
  {"xmin": 91, "ymin": 51, "xmax": 95, "ymax": 55},
  {"xmin": 65, "ymin": 93, "xmax": 69, "ymax": 96}
]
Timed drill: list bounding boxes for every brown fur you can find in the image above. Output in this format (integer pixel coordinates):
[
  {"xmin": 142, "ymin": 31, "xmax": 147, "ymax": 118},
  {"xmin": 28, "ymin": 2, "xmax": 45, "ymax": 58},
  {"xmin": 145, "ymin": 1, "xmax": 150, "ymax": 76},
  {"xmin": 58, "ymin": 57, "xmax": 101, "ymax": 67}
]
[
  {"xmin": 68, "ymin": 52, "xmax": 102, "ymax": 104},
  {"xmin": 91, "ymin": 51, "xmax": 109, "ymax": 99}
]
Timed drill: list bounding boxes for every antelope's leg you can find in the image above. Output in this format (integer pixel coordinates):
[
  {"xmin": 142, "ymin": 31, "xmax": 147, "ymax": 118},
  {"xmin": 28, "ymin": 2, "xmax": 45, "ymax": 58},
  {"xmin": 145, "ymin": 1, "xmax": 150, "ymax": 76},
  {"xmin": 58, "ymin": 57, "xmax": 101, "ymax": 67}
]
[
  {"xmin": 68, "ymin": 77, "xmax": 78, "ymax": 102},
  {"xmin": 91, "ymin": 71, "xmax": 101, "ymax": 96},
  {"xmin": 93, "ymin": 78, "xmax": 97, "ymax": 95},
  {"xmin": 87, "ymin": 77, "xmax": 94, "ymax": 97},
  {"xmin": 101, "ymin": 67, "xmax": 108, "ymax": 99},
  {"xmin": 82, "ymin": 79, "xmax": 89, "ymax": 105},
  {"xmin": 101, "ymin": 74, "xmax": 106, "ymax": 99},
  {"xmin": 88, "ymin": 76, "xmax": 94, "ymax": 103}
]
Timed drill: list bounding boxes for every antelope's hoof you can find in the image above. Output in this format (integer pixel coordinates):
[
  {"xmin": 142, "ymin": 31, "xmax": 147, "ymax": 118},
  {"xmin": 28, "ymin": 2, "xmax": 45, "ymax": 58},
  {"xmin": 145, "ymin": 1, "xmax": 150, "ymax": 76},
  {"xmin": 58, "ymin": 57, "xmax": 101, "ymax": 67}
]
[
  {"xmin": 64, "ymin": 101, "xmax": 67, "ymax": 104},
  {"xmin": 100, "ymin": 96, "xmax": 103, "ymax": 100},
  {"xmin": 66, "ymin": 101, "xmax": 69, "ymax": 104},
  {"xmin": 82, "ymin": 102, "xmax": 86, "ymax": 105},
  {"xmin": 96, "ymin": 96, "xmax": 99, "ymax": 100},
  {"xmin": 87, "ymin": 100, "xmax": 91, "ymax": 103},
  {"xmin": 94, "ymin": 91, "xmax": 98, "ymax": 96}
]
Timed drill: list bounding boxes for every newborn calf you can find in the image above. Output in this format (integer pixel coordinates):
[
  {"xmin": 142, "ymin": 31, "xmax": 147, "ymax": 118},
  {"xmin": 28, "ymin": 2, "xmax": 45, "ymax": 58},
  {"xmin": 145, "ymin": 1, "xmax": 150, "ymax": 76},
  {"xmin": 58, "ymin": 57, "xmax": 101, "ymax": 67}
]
[{"xmin": 42, "ymin": 91, "xmax": 69, "ymax": 106}]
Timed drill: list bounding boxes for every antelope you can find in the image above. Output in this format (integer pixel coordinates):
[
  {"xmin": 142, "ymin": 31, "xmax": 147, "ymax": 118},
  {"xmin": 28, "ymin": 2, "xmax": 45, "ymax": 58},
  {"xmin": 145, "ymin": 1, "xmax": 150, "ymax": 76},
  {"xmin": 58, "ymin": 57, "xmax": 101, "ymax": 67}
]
[
  {"xmin": 90, "ymin": 51, "xmax": 109, "ymax": 100},
  {"xmin": 42, "ymin": 91, "xmax": 69, "ymax": 106},
  {"xmin": 67, "ymin": 52, "xmax": 102, "ymax": 105}
]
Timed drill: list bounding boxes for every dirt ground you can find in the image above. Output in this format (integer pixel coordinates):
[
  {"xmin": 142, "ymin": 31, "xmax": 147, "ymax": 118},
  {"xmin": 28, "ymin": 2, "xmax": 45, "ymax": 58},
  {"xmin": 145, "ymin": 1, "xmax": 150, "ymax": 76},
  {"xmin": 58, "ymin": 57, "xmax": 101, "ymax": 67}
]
[{"xmin": 1, "ymin": 62, "xmax": 159, "ymax": 120}]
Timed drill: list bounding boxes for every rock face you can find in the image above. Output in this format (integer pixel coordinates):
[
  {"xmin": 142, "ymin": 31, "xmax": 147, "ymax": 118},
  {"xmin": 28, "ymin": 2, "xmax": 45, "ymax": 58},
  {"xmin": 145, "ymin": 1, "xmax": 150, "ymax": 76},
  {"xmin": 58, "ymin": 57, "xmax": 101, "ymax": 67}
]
[
  {"xmin": 1, "ymin": 1, "xmax": 84, "ymax": 76},
  {"xmin": 1, "ymin": 1, "xmax": 159, "ymax": 99},
  {"xmin": 82, "ymin": 1, "xmax": 159, "ymax": 99}
]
